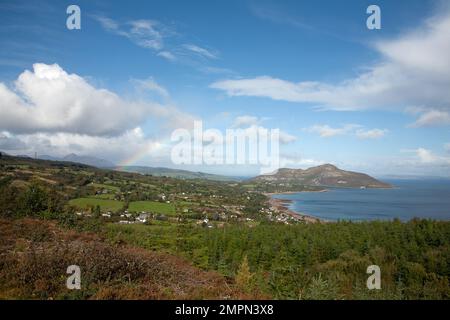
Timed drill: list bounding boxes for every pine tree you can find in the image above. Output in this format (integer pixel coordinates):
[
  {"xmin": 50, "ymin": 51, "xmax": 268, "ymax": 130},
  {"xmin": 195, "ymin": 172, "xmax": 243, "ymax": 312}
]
[{"xmin": 236, "ymin": 255, "xmax": 253, "ymax": 292}]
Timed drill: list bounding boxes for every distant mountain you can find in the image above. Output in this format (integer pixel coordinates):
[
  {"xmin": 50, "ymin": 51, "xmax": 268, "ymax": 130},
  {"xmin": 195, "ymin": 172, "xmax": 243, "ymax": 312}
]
[
  {"xmin": 250, "ymin": 164, "xmax": 392, "ymax": 188},
  {"xmin": 38, "ymin": 154, "xmax": 60, "ymax": 161},
  {"xmin": 38, "ymin": 153, "xmax": 115, "ymax": 168},
  {"xmin": 116, "ymin": 166, "xmax": 241, "ymax": 182},
  {"xmin": 15, "ymin": 154, "xmax": 33, "ymax": 159}
]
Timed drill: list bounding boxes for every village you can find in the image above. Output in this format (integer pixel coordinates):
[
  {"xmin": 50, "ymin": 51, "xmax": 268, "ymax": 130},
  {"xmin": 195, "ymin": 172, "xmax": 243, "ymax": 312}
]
[
  {"xmin": 68, "ymin": 178, "xmax": 312, "ymax": 228},
  {"xmin": 71, "ymin": 182, "xmax": 265, "ymax": 229}
]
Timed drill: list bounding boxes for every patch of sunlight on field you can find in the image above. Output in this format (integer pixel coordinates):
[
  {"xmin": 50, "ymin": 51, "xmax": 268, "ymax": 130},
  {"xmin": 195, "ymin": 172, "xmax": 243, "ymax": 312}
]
[
  {"xmin": 93, "ymin": 194, "xmax": 116, "ymax": 200},
  {"xmin": 128, "ymin": 201, "xmax": 175, "ymax": 215}
]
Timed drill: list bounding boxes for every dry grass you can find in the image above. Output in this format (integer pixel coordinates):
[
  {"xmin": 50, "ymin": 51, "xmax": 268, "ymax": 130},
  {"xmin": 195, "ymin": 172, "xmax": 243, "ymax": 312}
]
[{"xmin": 0, "ymin": 218, "xmax": 239, "ymax": 300}]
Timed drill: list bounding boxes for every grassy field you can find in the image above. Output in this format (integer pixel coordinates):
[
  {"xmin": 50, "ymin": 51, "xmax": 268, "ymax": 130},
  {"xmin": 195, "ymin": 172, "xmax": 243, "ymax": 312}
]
[
  {"xmin": 69, "ymin": 198, "xmax": 124, "ymax": 212},
  {"xmin": 93, "ymin": 194, "xmax": 116, "ymax": 200},
  {"xmin": 128, "ymin": 201, "xmax": 175, "ymax": 215}
]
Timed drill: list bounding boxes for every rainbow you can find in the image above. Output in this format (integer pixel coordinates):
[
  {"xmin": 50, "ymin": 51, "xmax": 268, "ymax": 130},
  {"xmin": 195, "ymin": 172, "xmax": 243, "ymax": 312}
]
[{"xmin": 116, "ymin": 140, "xmax": 168, "ymax": 170}]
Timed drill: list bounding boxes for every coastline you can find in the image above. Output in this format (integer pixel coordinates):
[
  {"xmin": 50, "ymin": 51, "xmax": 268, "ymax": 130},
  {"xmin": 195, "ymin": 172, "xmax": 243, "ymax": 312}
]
[
  {"xmin": 264, "ymin": 189, "xmax": 328, "ymax": 196},
  {"xmin": 264, "ymin": 192, "xmax": 326, "ymax": 223}
]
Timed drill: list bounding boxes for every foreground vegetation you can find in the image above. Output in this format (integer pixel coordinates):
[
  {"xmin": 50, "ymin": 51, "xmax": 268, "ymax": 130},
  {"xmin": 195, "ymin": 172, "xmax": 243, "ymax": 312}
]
[
  {"xmin": 0, "ymin": 154, "xmax": 449, "ymax": 300},
  {"xmin": 106, "ymin": 219, "xmax": 450, "ymax": 299},
  {"xmin": 0, "ymin": 218, "xmax": 239, "ymax": 299}
]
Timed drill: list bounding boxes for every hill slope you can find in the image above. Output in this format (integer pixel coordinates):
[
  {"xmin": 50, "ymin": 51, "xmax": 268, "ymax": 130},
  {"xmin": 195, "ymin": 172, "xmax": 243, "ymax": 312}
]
[
  {"xmin": 0, "ymin": 218, "xmax": 237, "ymax": 299},
  {"xmin": 39, "ymin": 153, "xmax": 115, "ymax": 168},
  {"xmin": 250, "ymin": 164, "xmax": 391, "ymax": 188},
  {"xmin": 115, "ymin": 165, "xmax": 241, "ymax": 182}
]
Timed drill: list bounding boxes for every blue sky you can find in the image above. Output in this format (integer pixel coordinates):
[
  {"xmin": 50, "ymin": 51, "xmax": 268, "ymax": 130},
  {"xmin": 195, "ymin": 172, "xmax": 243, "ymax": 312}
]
[{"xmin": 0, "ymin": 0, "xmax": 449, "ymax": 177}]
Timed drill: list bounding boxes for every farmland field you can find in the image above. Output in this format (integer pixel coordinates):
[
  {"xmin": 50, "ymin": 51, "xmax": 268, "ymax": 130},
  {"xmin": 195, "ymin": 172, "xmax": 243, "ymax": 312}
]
[
  {"xmin": 128, "ymin": 201, "xmax": 175, "ymax": 215},
  {"xmin": 93, "ymin": 193, "xmax": 116, "ymax": 200}
]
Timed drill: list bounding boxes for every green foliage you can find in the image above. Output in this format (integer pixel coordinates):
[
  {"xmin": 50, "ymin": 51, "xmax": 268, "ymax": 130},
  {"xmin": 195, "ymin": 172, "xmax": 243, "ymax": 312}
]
[
  {"xmin": 68, "ymin": 198, "xmax": 123, "ymax": 212},
  {"xmin": 235, "ymin": 255, "xmax": 253, "ymax": 292},
  {"xmin": 303, "ymin": 274, "xmax": 339, "ymax": 300},
  {"xmin": 0, "ymin": 182, "xmax": 65, "ymax": 219},
  {"xmin": 107, "ymin": 219, "xmax": 450, "ymax": 299},
  {"xmin": 19, "ymin": 183, "xmax": 48, "ymax": 216},
  {"xmin": 0, "ymin": 184, "xmax": 21, "ymax": 217},
  {"xmin": 93, "ymin": 205, "xmax": 101, "ymax": 217},
  {"xmin": 1, "ymin": 156, "xmax": 449, "ymax": 300}
]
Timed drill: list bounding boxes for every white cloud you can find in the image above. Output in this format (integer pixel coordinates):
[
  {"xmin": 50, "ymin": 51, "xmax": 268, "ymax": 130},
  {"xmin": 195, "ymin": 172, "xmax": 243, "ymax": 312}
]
[
  {"xmin": 232, "ymin": 115, "xmax": 262, "ymax": 128},
  {"xmin": 131, "ymin": 77, "xmax": 169, "ymax": 98},
  {"xmin": 0, "ymin": 131, "xmax": 26, "ymax": 150},
  {"xmin": 279, "ymin": 131, "xmax": 297, "ymax": 144},
  {"xmin": 409, "ymin": 109, "xmax": 450, "ymax": 127},
  {"xmin": 211, "ymin": 10, "xmax": 450, "ymax": 125},
  {"xmin": 305, "ymin": 124, "xmax": 387, "ymax": 139},
  {"xmin": 445, "ymin": 143, "xmax": 450, "ymax": 153},
  {"xmin": 157, "ymin": 51, "xmax": 177, "ymax": 61},
  {"xmin": 94, "ymin": 16, "xmax": 220, "ymax": 65},
  {"xmin": 199, "ymin": 66, "xmax": 234, "ymax": 75},
  {"xmin": 250, "ymin": 3, "xmax": 314, "ymax": 31},
  {"xmin": 306, "ymin": 124, "xmax": 360, "ymax": 138},
  {"xmin": 355, "ymin": 145, "xmax": 450, "ymax": 176},
  {"xmin": 231, "ymin": 116, "xmax": 296, "ymax": 144},
  {"xmin": 95, "ymin": 16, "xmax": 120, "ymax": 32},
  {"xmin": 183, "ymin": 44, "xmax": 218, "ymax": 59},
  {"xmin": 279, "ymin": 153, "xmax": 325, "ymax": 169},
  {"xmin": 0, "ymin": 63, "xmax": 192, "ymax": 136},
  {"xmin": 375, "ymin": 12, "xmax": 450, "ymax": 76},
  {"xmin": 202, "ymin": 120, "xmax": 296, "ymax": 147},
  {"xmin": 403, "ymin": 147, "xmax": 450, "ymax": 165},
  {"xmin": 2, "ymin": 128, "xmax": 171, "ymax": 165},
  {"xmin": 0, "ymin": 63, "xmax": 201, "ymax": 165},
  {"xmin": 232, "ymin": 125, "xmax": 296, "ymax": 145},
  {"xmin": 356, "ymin": 128, "xmax": 388, "ymax": 139},
  {"xmin": 95, "ymin": 16, "xmax": 165, "ymax": 51},
  {"xmin": 415, "ymin": 148, "xmax": 437, "ymax": 163},
  {"xmin": 128, "ymin": 20, "xmax": 164, "ymax": 50}
]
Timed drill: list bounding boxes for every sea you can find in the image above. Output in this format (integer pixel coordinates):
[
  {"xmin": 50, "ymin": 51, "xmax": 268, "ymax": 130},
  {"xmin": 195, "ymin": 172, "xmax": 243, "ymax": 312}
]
[{"xmin": 272, "ymin": 179, "xmax": 450, "ymax": 221}]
